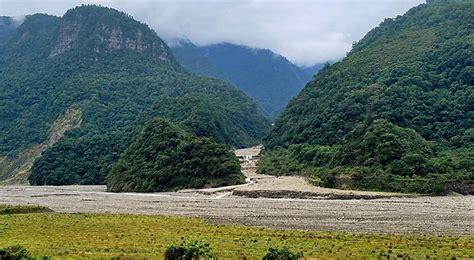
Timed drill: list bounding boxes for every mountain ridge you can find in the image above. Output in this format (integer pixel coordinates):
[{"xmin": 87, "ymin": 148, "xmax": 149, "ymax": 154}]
[
  {"xmin": 171, "ymin": 40, "xmax": 324, "ymax": 118},
  {"xmin": 260, "ymin": 1, "xmax": 473, "ymax": 194},
  {"xmin": 0, "ymin": 5, "xmax": 270, "ymax": 185},
  {"xmin": 0, "ymin": 16, "xmax": 18, "ymax": 45}
]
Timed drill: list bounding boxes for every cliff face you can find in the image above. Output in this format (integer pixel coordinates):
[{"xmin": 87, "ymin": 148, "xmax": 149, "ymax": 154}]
[
  {"xmin": 50, "ymin": 21, "xmax": 171, "ymax": 61},
  {"xmin": 49, "ymin": 20, "xmax": 80, "ymax": 57},
  {"xmin": 48, "ymin": 5, "xmax": 175, "ymax": 64}
]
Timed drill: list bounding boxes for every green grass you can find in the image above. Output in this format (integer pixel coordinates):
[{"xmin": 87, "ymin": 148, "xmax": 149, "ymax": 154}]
[{"xmin": 0, "ymin": 207, "xmax": 472, "ymax": 258}]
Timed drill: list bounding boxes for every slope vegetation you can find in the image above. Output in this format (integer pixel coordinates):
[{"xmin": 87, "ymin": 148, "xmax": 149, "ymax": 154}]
[
  {"xmin": 106, "ymin": 118, "xmax": 244, "ymax": 192},
  {"xmin": 0, "ymin": 5, "xmax": 270, "ymax": 185},
  {"xmin": 261, "ymin": 1, "xmax": 473, "ymax": 194},
  {"xmin": 0, "ymin": 16, "xmax": 18, "ymax": 45},
  {"xmin": 172, "ymin": 41, "xmax": 323, "ymax": 118}
]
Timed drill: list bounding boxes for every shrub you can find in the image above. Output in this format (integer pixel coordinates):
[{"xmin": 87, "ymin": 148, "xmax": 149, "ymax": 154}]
[
  {"xmin": 262, "ymin": 247, "xmax": 304, "ymax": 260},
  {"xmin": 0, "ymin": 205, "xmax": 52, "ymax": 215},
  {"xmin": 164, "ymin": 241, "xmax": 217, "ymax": 260},
  {"xmin": 0, "ymin": 245, "xmax": 32, "ymax": 259}
]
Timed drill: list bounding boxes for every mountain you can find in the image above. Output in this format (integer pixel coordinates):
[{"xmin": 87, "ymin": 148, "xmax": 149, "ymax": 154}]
[
  {"xmin": 106, "ymin": 118, "xmax": 244, "ymax": 192},
  {"xmin": 169, "ymin": 39, "xmax": 225, "ymax": 79},
  {"xmin": 171, "ymin": 40, "xmax": 324, "ymax": 118},
  {"xmin": 260, "ymin": 1, "xmax": 473, "ymax": 194},
  {"xmin": 0, "ymin": 16, "xmax": 18, "ymax": 45},
  {"xmin": 0, "ymin": 5, "xmax": 270, "ymax": 185}
]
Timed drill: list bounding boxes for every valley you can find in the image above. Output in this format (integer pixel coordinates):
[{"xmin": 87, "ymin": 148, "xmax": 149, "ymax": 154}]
[{"xmin": 0, "ymin": 1, "xmax": 472, "ymax": 258}]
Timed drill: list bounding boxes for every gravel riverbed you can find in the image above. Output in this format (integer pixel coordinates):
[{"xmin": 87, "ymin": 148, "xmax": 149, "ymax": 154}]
[
  {"xmin": 0, "ymin": 185, "xmax": 472, "ymax": 235},
  {"xmin": 1, "ymin": 146, "xmax": 472, "ymax": 235}
]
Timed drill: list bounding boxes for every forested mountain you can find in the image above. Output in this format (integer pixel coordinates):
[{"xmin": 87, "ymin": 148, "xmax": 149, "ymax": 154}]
[
  {"xmin": 107, "ymin": 118, "xmax": 244, "ymax": 192},
  {"xmin": 260, "ymin": 1, "xmax": 473, "ymax": 194},
  {"xmin": 171, "ymin": 40, "xmax": 323, "ymax": 118},
  {"xmin": 169, "ymin": 39, "xmax": 225, "ymax": 79},
  {"xmin": 0, "ymin": 16, "xmax": 18, "ymax": 45},
  {"xmin": 0, "ymin": 5, "xmax": 270, "ymax": 185}
]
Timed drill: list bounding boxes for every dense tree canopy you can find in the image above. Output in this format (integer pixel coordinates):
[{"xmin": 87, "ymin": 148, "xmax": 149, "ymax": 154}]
[
  {"xmin": 260, "ymin": 1, "xmax": 473, "ymax": 194},
  {"xmin": 106, "ymin": 118, "xmax": 244, "ymax": 192},
  {"xmin": 172, "ymin": 41, "xmax": 323, "ymax": 119},
  {"xmin": 0, "ymin": 5, "xmax": 270, "ymax": 185},
  {"xmin": 0, "ymin": 16, "xmax": 17, "ymax": 46}
]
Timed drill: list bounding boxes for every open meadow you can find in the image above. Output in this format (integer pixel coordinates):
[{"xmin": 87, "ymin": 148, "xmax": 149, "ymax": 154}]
[{"xmin": 0, "ymin": 205, "xmax": 473, "ymax": 259}]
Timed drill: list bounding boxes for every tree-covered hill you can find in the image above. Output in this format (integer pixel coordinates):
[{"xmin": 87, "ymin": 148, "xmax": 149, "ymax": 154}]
[
  {"xmin": 171, "ymin": 40, "xmax": 324, "ymax": 119},
  {"xmin": 0, "ymin": 16, "xmax": 18, "ymax": 45},
  {"xmin": 106, "ymin": 118, "xmax": 244, "ymax": 192},
  {"xmin": 169, "ymin": 39, "xmax": 225, "ymax": 80},
  {"xmin": 0, "ymin": 5, "xmax": 270, "ymax": 185},
  {"xmin": 260, "ymin": 1, "xmax": 473, "ymax": 194}
]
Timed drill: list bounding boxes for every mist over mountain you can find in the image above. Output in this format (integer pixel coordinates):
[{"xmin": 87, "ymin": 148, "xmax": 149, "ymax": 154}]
[
  {"xmin": 0, "ymin": 16, "xmax": 18, "ymax": 45},
  {"xmin": 171, "ymin": 40, "xmax": 324, "ymax": 119}
]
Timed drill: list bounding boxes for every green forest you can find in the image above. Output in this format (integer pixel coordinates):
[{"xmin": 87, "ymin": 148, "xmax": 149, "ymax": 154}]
[
  {"xmin": 106, "ymin": 118, "xmax": 244, "ymax": 192},
  {"xmin": 260, "ymin": 1, "xmax": 473, "ymax": 194},
  {"xmin": 171, "ymin": 41, "xmax": 322, "ymax": 118},
  {"xmin": 0, "ymin": 5, "xmax": 270, "ymax": 186}
]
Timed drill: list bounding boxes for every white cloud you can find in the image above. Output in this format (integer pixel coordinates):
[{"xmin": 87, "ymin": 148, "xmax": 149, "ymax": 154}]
[
  {"xmin": 10, "ymin": 15, "xmax": 26, "ymax": 25},
  {"xmin": 0, "ymin": 0, "xmax": 425, "ymax": 65}
]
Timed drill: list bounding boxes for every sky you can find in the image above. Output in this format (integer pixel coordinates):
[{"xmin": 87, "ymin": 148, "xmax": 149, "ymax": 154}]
[{"xmin": 0, "ymin": 0, "xmax": 425, "ymax": 66}]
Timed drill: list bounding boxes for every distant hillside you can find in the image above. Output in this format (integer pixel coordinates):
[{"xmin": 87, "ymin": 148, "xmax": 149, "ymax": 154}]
[
  {"xmin": 171, "ymin": 40, "xmax": 323, "ymax": 118},
  {"xmin": 260, "ymin": 1, "xmax": 473, "ymax": 194},
  {"xmin": 169, "ymin": 39, "xmax": 225, "ymax": 79},
  {"xmin": 0, "ymin": 16, "xmax": 18, "ymax": 45},
  {"xmin": 0, "ymin": 5, "xmax": 270, "ymax": 185}
]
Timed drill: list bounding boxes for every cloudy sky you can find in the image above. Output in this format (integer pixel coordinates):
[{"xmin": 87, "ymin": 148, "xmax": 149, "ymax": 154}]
[{"xmin": 0, "ymin": 0, "xmax": 425, "ymax": 66}]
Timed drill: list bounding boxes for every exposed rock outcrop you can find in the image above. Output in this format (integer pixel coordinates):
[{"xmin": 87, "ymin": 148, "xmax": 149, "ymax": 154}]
[
  {"xmin": 49, "ymin": 21, "xmax": 81, "ymax": 57},
  {"xmin": 49, "ymin": 6, "xmax": 172, "ymax": 63}
]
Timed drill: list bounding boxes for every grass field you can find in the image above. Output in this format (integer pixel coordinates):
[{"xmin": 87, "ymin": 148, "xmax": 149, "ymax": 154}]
[{"xmin": 0, "ymin": 206, "xmax": 472, "ymax": 259}]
